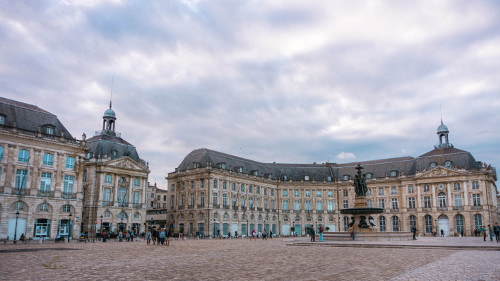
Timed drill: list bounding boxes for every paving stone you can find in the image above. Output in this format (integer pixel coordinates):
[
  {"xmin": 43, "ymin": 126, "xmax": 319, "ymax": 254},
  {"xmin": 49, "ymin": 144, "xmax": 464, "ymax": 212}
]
[{"xmin": 0, "ymin": 237, "xmax": 498, "ymax": 280}]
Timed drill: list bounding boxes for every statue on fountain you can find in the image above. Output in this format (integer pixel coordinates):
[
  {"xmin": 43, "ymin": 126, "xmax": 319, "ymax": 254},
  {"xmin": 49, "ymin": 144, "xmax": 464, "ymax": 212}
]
[{"xmin": 354, "ymin": 164, "xmax": 368, "ymax": 197}]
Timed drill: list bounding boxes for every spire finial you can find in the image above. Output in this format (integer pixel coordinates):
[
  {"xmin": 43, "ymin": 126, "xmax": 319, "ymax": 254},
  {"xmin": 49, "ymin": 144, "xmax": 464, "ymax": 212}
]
[{"xmin": 110, "ymin": 76, "xmax": 114, "ymax": 109}]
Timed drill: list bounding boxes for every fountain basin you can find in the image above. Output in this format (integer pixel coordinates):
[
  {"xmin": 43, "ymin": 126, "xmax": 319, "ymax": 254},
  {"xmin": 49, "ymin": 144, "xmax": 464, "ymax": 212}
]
[{"xmin": 340, "ymin": 207, "xmax": 384, "ymax": 215}]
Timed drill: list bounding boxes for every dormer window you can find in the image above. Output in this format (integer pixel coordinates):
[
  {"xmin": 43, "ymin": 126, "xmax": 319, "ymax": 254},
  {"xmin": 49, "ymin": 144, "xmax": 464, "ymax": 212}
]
[
  {"xmin": 86, "ymin": 152, "xmax": 93, "ymax": 159},
  {"xmin": 444, "ymin": 160, "xmax": 452, "ymax": 168},
  {"xmin": 236, "ymin": 167, "xmax": 243, "ymax": 173},
  {"xmin": 218, "ymin": 163, "xmax": 226, "ymax": 169},
  {"xmin": 390, "ymin": 170, "xmax": 398, "ymax": 177},
  {"xmin": 264, "ymin": 173, "xmax": 273, "ymax": 179},
  {"xmin": 365, "ymin": 173, "xmax": 373, "ymax": 179},
  {"xmin": 42, "ymin": 125, "xmax": 55, "ymax": 135},
  {"xmin": 304, "ymin": 176, "xmax": 310, "ymax": 181},
  {"xmin": 326, "ymin": 176, "xmax": 332, "ymax": 182},
  {"xmin": 193, "ymin": 162, "xmax": 200, "ymax": 169},
  {"xmin": 343, "ymin": 175, "xmax": 350, "ymax": 181},
  {"xmin": 251, "ymin": 170, "xmax": 259, "ymax": 176},
  {"xmin": 0, "ymin": 115, "xmax": 6, "ymax": 125},
  {"xmin": 282, "ymin": 175, "xmax": 288, "ymax": 181}
]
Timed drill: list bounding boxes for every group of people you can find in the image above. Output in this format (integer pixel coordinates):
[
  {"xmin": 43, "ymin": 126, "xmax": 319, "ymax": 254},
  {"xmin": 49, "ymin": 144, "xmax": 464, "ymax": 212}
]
[
  {"xmin": 309, "ymin": 224, "xmax": 324, "ymax": 242},
  {"xmin": 146, "ymin": 228, "xmax": 170, "ymax": 246},
  {"xmin": 477, "ymin": 223, "xmax": 500, "ymax": 242},
  {"xmin": 249, "ymin": 229, "xmax": 273, "ymax": 240}
]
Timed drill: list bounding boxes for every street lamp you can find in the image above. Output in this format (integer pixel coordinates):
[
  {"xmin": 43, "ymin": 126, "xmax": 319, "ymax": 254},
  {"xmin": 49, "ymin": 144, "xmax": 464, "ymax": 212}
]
[
  {"xmin": 121, "ymin": 217, "xmax": 124, "ymax": 232},
  {"xmin": 14, "ymin": 211, "xmax": 20, "ymax": 241},
  {"xmin": 100, "ymin": 215, "xmax": 103, "ymax": 241},
  {"xmin": 246, "ymin": 219, "xmax": 249, "ymax": 237},
  {"xmin": 69, "ymin": 213, "xmax": 72, "ymax": 242}
]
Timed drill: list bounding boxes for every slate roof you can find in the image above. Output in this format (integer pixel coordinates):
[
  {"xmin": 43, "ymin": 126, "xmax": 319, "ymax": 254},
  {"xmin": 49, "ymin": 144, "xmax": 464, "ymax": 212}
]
[
  {"xmin": 0, "ymin": 97, "xmax": 74, "ymax": 138},
  {"xmin": 176, "ymin": 146, "xmax": 484, "ymax": 181},
  {"xmin": 86, "ymin": 133, "xmax": 140, "ymax": 162}
]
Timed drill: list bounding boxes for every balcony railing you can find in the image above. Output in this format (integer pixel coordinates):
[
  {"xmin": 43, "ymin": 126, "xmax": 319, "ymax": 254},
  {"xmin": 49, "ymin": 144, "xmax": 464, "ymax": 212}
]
[
  {"xmin": 62, "ymin": 193, "xmax": 76, "ymax": 199},
  {"xmin": 257, "ymin": 207, "xmax": 263, "ymax": 211},
  {"xmin": 117, "ymin": 202, "xmax": 129, "ymax": 207},
  {"xmin": 241, "ymin": 206, "xmax": 247, "ymax": 211},
  {"xmin": 390, "ymin": 209, "xmax": 399, "ymax": 212},
  {"xmin": 452, "ymin": 206, "xmax": 463, "ymax": 210},
  {"xmin": 327, "ymin": 210, "xmax": 335, "ymax": 214},
  {"xmin": 423, "ymin": 207, "xmax": 432, "ymax": 211},
  {"xmin": 178, "ymin": 205, "xmax": 185, "ymax": 210},
  {"xmin": 102, "ymin": 201, "xmax": 114, "ymax": 207},
  {"xmin": 223, "ymin": 205, "xmax": 230, "ymax": 209},
  {"xmin": 39, "ymin": 190, "xmax": 53, "ymax": 197},
  {"xmin": 293, "ymin": 210, "xmax": 300, "ymax": 213},
  {"xmin": 437, "ymin": 207, "xmax": 447, "ymax": 211},
  {"xmin": 282, "ymin": 210, "xmax": 289, "ymax": 213},
  {"xmin": 471, "ymin": 205, "xmax": 482, "ymax": 210},
  {"xmin": 133, "ymin": 203, "xmax": 142, "ymax": 209},
  {"xmin": 14, "ymin": 188, "xmax": 26, "ymax": 195},
  {"xmin": 197, "ymin": 204, "xmax": 205, "ymax": 208}
]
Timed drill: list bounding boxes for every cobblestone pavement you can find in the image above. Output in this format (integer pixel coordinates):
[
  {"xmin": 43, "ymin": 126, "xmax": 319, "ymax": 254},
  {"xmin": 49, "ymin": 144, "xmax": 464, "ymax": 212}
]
[{"xmin": 0, "ymin": 237, "xmax": 498, "ymax": 281}]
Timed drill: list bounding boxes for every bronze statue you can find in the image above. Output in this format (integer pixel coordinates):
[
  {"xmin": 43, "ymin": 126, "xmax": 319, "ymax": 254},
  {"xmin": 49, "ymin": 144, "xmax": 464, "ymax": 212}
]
[
  {"xmin": 358, "ymin": 216, "xmax": 369, "ymax": 228},
  {"xmin": 354, "ymin": 164, "xmax": 368, "ymax": 197}
]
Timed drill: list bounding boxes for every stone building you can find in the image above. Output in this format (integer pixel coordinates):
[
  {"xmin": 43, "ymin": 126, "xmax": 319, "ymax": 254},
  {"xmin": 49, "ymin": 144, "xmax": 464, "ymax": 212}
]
[
  {"xmin": 145, "ymin": 183, "xmax": 173, "ymax": 230},
  {"xmin": 81, "ymin": 103, "xmax": 149, "ymax": 236},
  {"xmin": 0, "ymin": 97, "xmax": 87, "ymax": 240},
  {"xmin": 167, "ymin": 121, "xmax": 497, "ymax": 237}
]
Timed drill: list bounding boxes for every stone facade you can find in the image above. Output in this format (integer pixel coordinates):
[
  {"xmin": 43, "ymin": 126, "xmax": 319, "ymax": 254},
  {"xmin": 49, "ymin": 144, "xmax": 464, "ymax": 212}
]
[
  {"xmin": 145, "ymin": 183, "xmax": 173, "ymax": 230},
  {"xmin": 81, "ymin": 103, "xmax": 149, "ymax": 236},
  {"xmin": 0, "ymin": 97, "xmax": 87, "ymax": 240},
  {"xmin": 167, "ymin": 122, "xmax": 498, "ymax": 238}
]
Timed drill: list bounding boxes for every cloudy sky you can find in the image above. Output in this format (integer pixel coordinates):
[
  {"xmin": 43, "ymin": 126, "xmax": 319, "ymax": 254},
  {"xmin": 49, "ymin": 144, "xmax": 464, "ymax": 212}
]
[{"xmin": 1, "ymin": 0, "xmax": 499, "ymax": 188}]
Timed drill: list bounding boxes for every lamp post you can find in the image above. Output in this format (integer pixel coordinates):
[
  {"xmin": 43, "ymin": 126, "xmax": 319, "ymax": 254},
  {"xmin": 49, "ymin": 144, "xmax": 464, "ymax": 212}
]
[
  {"xmin": 100, "ymin": 215, "xmax": 103, "ymax": 241},
  {"xmin": 68, "ymin": 213, "xmax": 72, "ymax": 242},
  {"xmin": 121, "ymin": 218, "xmax": 124, "ymax": 232},
  {"xmin": 14, "ymin": 211, "xmax": 20, "ymax": 242},
  {"xmin": 246, "ymin": 219, "xmax": 249, "ymax": 238}
]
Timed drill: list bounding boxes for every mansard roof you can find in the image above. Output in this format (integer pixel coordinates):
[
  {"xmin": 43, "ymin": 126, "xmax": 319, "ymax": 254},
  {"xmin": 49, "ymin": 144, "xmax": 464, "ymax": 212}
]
[
  {"xmin": 177, "ymin": 145, "xmax": 485, "ymax": 181},
  {"xmin": 416, "ymin": 147, "xmax": 479, "ymax": 170},
  {"xmin": 0, "ymin": 97, "xmax": 74, "ymax": 138},
  {"xmin": 86, "ymin": 133, "xmax": 140, "ymax": 162}
]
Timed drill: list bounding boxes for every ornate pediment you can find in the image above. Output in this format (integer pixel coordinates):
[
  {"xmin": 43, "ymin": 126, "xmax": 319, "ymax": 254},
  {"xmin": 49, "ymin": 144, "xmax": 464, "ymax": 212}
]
[
  {"xmin": 416, "ymin": 167, "xmax": 465, "ymax": 179},
  {"xmin": 106, "ymin": 157, "xmax": 147, "ymax": 171}
]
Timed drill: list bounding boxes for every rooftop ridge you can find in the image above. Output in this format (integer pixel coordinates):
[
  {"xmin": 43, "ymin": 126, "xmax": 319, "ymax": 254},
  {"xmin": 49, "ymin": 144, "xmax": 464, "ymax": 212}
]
[{"xmin": 0, "ymin": 97, "xmax": 53, "ymax": 115}]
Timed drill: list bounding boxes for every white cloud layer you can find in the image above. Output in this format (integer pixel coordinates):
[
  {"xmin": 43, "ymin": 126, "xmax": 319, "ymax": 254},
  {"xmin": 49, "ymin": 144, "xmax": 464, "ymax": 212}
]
[{"xmin": 1, "ymin": 0, "xmax": 499, "ymax": 187}]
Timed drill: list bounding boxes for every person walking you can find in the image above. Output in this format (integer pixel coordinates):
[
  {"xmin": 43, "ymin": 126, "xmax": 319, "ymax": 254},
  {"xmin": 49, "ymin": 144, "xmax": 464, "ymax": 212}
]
[
  {"xmin": 146, "ymin": 230, "xmax": 152, "ymax": 245},
  {"xmin": 481, "ymin": 226, "xmax": 487, "ymax": 241},
  {"xmin": 493, "ymin": 223, "xmax": 500, "ymax": 243},
  {"xmin": 160, "ymin": 228, "xmax": 166, "ymax": 245},
  {"xmin": 166, "ymin": 228, "xmax": 170, "ymax": 246},
  {"xmin": 440, "ymin": 229, "xmax": 444, "ymax": 237},
  {"xmin": 411, "ymin": 226, "xmax": 417, "ymax": 240},
  {"xmin": 152, "ymin": 229, "xmax": 157, "ymax": 245},
  {"xmin": 251, "ymin": 229, "xmax": 256, "ymax": 241},
  {"xmin": 318, "ymin": 224, "xmax": 324, "ymax": 242},
  {"xmin": 310, "ymin": 227, "xmax": 316, "ymax": 242},
  {"xmin": 488, "ymin": 225, "xmax": 493, "ymax": 241},
  {"xmin": 269, "ymin": 230, "xmax": 272, "ymax": 239}
]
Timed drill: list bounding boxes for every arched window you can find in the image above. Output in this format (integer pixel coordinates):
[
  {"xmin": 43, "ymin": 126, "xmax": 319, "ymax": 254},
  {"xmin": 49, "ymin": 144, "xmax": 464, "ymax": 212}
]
[
  {"xmin": 224, "ymin": 213, "xmax": 229, "ymax": 219},
  {"xmin": 438, "ymin": 192, "xmax": 447, "ymax": 208},
  {"xmin": 118, "ymin": 187, "xmax": 127, "ymax": 207},
  {"xmin": 318, "ymin": 216, "xmax": 323, "ymax": 221},
  {"xmin": 444, "ymin": 160, "xmax": 452, "ymax": 168},
  {"xmin": 39, "ymin": 203, "xmax": 49, "ymax": 212},
  {"xmin": 295, "ymin": 216, "xmax": 300, "ymax": 221},
  {"xmin": 118, "ymin": 212, "xmax": 127, "ymax": 219},
  {"xmin": 455, "ymin": 215, "xmax": 464, "ymax": 235},
  {"xmin": 284, "ymin": 216, "xmax": 288, "ymax": 221},
  {"xmin": 474, "ymin": 214, "xmax": 482, "ymax": 230},
  {"xmin": 365, "ymin": 173, "xmax": 373, "ymax": 179},
  {"xmin": 379, "ymin": 216, "xmax": 386, "ymax": 232},
  {"xmin": 392, "ymin": 216, "xmax": 399, "ymax": 232},
  {"xmin": 425, "ymin": 215, "xmax": 432, "ymax": 233},
  {"xmin": 233, "ymin": 214, "xmax": 238, "ymax": 220},
  {"xmin": 14, "ymin": 201, "xmax": 25, "ymax": 211},
  {"xmin": 430, "ymin": 162, "xmax": 437, "ymax": 169},
  {"xmin": 344, "ymin": 217, "xmax": 349, "ymax": 231},
  {"xmin": 390, "ymin": 170, "xmax": 398, "ymax": 177},
  {"xmin": 409, "ymin": 215, "xmax": 417, "ymax": 229}
]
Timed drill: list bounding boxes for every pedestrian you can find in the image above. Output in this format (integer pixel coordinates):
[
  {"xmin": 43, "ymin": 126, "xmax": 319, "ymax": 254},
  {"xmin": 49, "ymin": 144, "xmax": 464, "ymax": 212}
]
[
  {"xmin": 411, "ymin": 226, "xmax": 417, "ymax": 240},
  {"xmin": 251, "ymin": 229, "xmax": 256, "ymax": 241},
  {"xmin": 258, "ymin": 231, "xmax": 262, "ymax": 239},
  {"xmin": 235, "ymin": 230, "xmax": 238, "ymax": 238},
  {"xmin": 217, "ymin": 229, "xmax": 221, "ymax": 239},
  {"xmin": 160, "ymin": 228, "xmax": 166, "ymax": 245},
  {"xmin": 318, "ymin": 224, "xmax": 324, "ymax": 242},
  {"xmin": 493, "ymin": 223, "xmax": 500, "ymax": 243},
  {"xmin": 166, "ymin": 229, "xmax": 170, "ymax": 246},
  {"xmin": 310, "ymin": 227, "xmax": 316, "ymax": 242},
  {"xmin": 269, "ymin": 230, "xmax": 272, "ymax": 239},
  {"xmin": 130, "ymin": 231, "xmax": 134, "ymax": 242},
  {"xmin": 351, "ymin": 229, "xmax": 356, "ymax": 241},
  {"xmin": 481, "ymin": 226, "xmax": 487, "ymax": 241},
  {"xmin": 156, "ymin": 229, "xmax": 161, "ymax": 245},
  {"xmin": 488, "ymin": 225, "xmax": 493, "ymax": 241},
  {"xmin": 152, "ymin": 229, "xmax": 157, "ymax": 245},
  {"xmin": 146, "ymin": 230, "xmax": 152, "ymax": 245},
  {"xmin": 440, "ymin": 229, "xmax": 444, "ymax": 237}
]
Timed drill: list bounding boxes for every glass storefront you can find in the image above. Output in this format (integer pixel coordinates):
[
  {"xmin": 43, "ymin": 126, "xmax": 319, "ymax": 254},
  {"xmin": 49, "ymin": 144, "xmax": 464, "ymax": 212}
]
[{"xmin": 34, "ymin": 219, "xmax": 50, "ymax": 239}]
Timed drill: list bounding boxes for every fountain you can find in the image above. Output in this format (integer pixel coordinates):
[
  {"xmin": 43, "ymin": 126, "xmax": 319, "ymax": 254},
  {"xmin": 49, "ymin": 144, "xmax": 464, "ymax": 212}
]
[{"xmin": 324, "ymin": 164, "xmax": 412, "ymax": 241}]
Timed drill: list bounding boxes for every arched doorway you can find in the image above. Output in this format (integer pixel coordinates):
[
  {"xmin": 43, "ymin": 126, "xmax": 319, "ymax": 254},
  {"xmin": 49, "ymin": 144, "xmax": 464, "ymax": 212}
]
[{"xmin": 438, "ymin": 215, "xmax": 449, "ymax": 236}]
